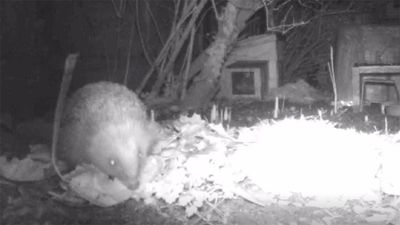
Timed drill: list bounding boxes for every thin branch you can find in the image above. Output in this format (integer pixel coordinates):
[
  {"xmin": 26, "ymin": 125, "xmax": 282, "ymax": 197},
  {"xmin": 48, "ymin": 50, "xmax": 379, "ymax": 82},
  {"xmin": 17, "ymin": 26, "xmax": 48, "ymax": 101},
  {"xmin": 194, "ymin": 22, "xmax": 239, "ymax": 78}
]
[
  {"xmin": 177, "ymin": 35, "xmax": 190, "ymax": 79},
  {"xmin": 181, "ymin": 26, "xmax": 196, "ymax": 100},
  {"xmin": 111, "ymin": 0, "xmax": 126, "ymax": 18},
  {"xmin": 261, "ymin": 0, "xmax": 269, "ymax": 29},
  {"xmin": 135, "ymin": 0, "xmax": 153, "ymax": 67},
  {"xmin": 150, "ymin": 0, "xmax": 206, "ymax": 96},
  {"xmin": 145, "ymin": 1, "xmax": 164, "ymax": 45},
  {"xmin": 123, "ymin": 14, "xmax": 135, "ymax": 85},
  {"xmin": 269, "ymin": 20, "xmax": 310, "ymax": 34},
  {"xmin": 51, "ymin": 53, "xmax": 79, "ymax": 181},
  {"xmin": 136, "ymin": 31, "xmax": 176, "ymax": 93},
  {"xmin": 172, "ymin": 0, "xmax": 181, "ymax": 31},
  {"xmin": 272, "ymin": 0, "xmax": 292, "ymax": 11},
  {"xmin": 282, "ymin": 5, "xmax": 293, "ymax": 26},
  {"xmin": 211, "ymin": 0, "xmax": 220, "ymax": 20},
  {"xmin": 297, "ymin": 0, "xmax": 319, "ymax": 10},
  {"xmin": 136, "ymin": 0, "xmax": 208, "ymax": 94}
]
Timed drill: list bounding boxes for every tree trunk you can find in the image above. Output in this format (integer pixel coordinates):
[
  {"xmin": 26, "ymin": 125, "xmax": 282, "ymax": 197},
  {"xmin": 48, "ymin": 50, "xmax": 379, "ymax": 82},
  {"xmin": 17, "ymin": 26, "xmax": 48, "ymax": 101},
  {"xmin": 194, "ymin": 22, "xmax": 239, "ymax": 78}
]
[{"xmin": 180, "ymin": 0, "xmax": 259, "ymax": 110}]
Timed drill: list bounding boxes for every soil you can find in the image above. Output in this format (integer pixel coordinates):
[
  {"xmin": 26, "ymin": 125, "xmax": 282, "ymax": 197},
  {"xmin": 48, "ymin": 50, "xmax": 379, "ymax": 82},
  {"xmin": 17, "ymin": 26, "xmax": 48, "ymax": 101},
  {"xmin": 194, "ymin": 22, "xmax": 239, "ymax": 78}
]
[{"xmin": 1, "ymin": 100, "xmax": 399, "ymax": 225}]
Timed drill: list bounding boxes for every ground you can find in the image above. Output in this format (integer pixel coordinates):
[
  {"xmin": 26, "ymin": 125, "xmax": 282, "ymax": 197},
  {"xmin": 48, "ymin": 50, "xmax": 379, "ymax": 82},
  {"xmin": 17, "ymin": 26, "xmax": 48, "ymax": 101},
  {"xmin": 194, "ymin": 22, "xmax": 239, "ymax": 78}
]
[{"xmin": 1, "ymin": 100, "xmax": 399, "ymax": 225}]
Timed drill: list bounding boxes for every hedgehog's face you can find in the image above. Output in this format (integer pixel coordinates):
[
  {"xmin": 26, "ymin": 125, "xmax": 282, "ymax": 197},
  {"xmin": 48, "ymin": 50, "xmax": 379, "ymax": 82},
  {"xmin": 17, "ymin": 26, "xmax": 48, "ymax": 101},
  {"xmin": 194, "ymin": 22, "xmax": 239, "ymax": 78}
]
[
  {"xmin": 89, "ymin": 123, "xmax": 147, "ymax": 190},
  {"xmin": 105, "ymin": 135, "xmax": 143, "ymax": 190}
]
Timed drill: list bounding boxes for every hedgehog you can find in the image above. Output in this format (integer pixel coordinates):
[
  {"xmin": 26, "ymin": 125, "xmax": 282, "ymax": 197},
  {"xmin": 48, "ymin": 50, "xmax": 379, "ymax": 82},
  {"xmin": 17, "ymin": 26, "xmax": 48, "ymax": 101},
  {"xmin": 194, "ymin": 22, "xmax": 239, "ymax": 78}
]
[{"xmin": 57, "ymin": 81, "xmax": 157, "ymax": 190}]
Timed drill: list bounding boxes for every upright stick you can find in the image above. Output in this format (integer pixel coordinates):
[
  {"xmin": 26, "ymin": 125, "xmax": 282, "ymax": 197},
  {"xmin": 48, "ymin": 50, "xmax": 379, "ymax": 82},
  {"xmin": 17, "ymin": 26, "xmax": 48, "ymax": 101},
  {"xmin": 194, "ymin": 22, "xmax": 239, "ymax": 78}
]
[
  {"xmin": 51, "ymin": 53, "xmax": 79, "ymax": 180},
  {"xmin": 328, "ymin": 46, "xmax": 337, "ymax": 114},
  {"xmin": 274, "ymin": 97, "xmax": 279, "ymax": 119}
]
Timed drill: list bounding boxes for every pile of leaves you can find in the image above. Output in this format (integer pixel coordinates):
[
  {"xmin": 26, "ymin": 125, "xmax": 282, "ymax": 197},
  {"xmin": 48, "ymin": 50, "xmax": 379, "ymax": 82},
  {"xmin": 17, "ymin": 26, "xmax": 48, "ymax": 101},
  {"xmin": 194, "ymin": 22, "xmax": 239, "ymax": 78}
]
[
  {"xmin": 138, "ymin": 114, "xmax": 400, "ymax": 224},
  {"xmin": 2, "ymin": 113, "xmax": 400, "ymax": 225},
  {"xmin": 136, "ymin": 114, "xmax": 244, "ymax": 216}
]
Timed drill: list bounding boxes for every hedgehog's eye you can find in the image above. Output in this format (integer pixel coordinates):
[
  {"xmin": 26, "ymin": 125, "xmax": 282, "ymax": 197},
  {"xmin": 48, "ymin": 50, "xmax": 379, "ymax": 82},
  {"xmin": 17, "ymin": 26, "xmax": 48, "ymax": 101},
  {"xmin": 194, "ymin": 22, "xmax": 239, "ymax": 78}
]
[{"xmin": 109, "ymin": 159, "xmax": 116, "ymax": 166}]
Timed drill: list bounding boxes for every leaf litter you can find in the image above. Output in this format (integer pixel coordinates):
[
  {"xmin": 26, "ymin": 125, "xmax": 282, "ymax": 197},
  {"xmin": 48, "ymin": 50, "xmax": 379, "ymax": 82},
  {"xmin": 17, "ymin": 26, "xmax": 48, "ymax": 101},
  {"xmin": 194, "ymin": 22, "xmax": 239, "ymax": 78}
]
[{"xmin": 2, "ymin": 113, "xmax": 400, "ymax": 225}]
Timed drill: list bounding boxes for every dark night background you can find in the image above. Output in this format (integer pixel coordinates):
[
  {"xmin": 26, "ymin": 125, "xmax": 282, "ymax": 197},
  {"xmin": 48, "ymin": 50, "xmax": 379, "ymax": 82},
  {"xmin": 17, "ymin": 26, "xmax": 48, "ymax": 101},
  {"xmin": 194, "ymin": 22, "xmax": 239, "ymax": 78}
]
[
  {"xmin": 1, "ymin": 0, "xmax": 399, "ymax": 121},
  {"xmin": 1, "ymin": 0, "xmax": 189, "ymax": 121}
]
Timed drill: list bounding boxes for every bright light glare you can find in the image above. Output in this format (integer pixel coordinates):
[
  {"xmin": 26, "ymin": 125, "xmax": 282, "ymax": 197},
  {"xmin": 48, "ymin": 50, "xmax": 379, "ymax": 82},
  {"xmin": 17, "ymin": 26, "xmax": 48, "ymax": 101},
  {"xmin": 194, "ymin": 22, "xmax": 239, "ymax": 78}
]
[{"xmin": 232, "ymin": 117, "xmax": 395, "ymax": 207}]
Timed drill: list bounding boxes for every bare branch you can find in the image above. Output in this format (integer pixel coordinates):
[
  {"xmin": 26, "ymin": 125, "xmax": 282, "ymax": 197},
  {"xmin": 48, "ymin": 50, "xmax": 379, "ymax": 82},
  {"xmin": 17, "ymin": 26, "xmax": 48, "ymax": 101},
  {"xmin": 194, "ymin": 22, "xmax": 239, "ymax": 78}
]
[
  {"xmin": 180, "ymin": 26, "xmax": 196, "ymax": 100},
  {"xmin": 123, "ymin": 14, "xmax": 135, "ymax": 85},
  {"xmin": 136, "ymin": 0, "xmax": 208, "ymax": 94},
  {"xmin": 272, "ymin": 0, "xmax": 292, "ymax": 11},
  {"xmin": 135, "ymin": 0, "xmax": 153, "ymax": 66},
  {"xmin": 172, "ymin": 0, "xmax": 181, "ymax": 31},
  {"xmin": 211, "ymin": 0, "xmax": 220, "ymax": 20},
  {"xmin": 111, "ymin": 0, "xmax": 126, "ymax": 18},
  {"xmin": 145, "ymin": 1, "xmax": 164, "ymax": 45},
  {"xmin": 282, "ymin": 5, "xmax": 293, "ymax": 26}
]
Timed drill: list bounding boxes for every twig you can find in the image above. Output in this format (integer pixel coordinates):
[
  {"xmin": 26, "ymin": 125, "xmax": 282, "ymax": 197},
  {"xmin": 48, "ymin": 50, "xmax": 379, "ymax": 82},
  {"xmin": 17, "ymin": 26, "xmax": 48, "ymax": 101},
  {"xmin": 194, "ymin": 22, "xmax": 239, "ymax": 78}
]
[
  {"xmin": 261, "ymin": 0, "xmax": 272, "ymax": 30},
  {"xmin": 136, "ymin": 0, "xmax": 207, "ymax": 94},
  {"xmin": 135, "ymin": 0, "xmax": 154, "ymax": 67},
  {"xmin": 145, "ymin": 1, "xmax": 165, "ymax": 45},
  {"xmin": 272, "ymin": 0, "xmax": 292, "ymax": 11},
  {"xmin": 51, "ymin": 53, "xmax": 79, "ymax": 181},
  {"xmin": 327, "ymin": 45, "xmax": 337, "ymax": 114},
  {"xmin": 384, "ymin": 116, "xmax": 388, "ymax": 135},
  {"xmin": 123, "ymin": 14, "xmax": 135, "ymax": 85},
  {"xmin": 210, "ymin": 0, "xmax": 220, "ymax": 20},
  {"xmin": 146, "ymin": 0, "xmax": 208, "ymax": 97},
  {"xmin": 136, "ymin": 9, "xmax": 184, "ymax": 94},
  {"xmin": 274, "ymin": 97, "xmax": 279, "ymax": 118},
  {"xmin": 181, "ymin": 26, "xmax": 195, "ymax": 100},
  {"xmin": 172, "ymin": 0, "xmax": 181, "ymax": 31},
  {"xmin": 211, "ymin": 104, "xmax": 218, "ymax": 123},
  {"xmin": 282, "ymin": 5, "xmax": 294, "ymax": 27},
  {"xmin": 281, "ymin": 96, "xmax": 286, "ymax": 112},
  {"xmin": 111, "ymin": 0, "xmax": 126, "ymax": 18}
]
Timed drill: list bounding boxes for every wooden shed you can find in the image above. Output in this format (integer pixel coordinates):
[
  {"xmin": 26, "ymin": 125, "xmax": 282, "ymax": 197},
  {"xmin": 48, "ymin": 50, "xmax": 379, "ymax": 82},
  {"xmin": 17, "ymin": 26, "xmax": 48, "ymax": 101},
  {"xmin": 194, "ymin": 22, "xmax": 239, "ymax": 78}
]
[
  {"xmin": 334, "ymin": 25, "xmax": 400, "ymax": 105},
  {"xmin": 218, "ymin": 34, "xmax": 280, "ymax": 100}
]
